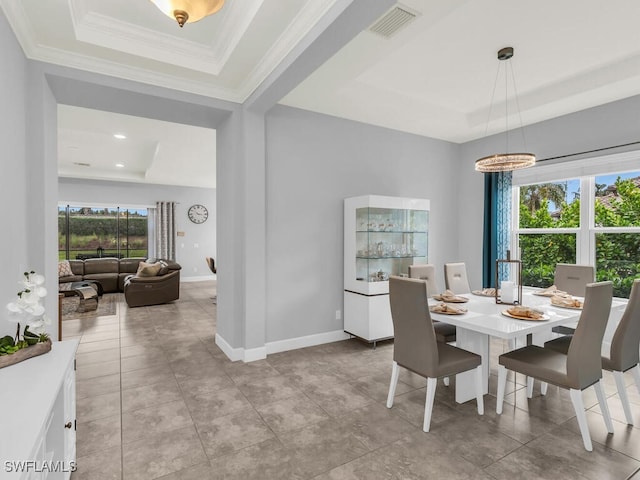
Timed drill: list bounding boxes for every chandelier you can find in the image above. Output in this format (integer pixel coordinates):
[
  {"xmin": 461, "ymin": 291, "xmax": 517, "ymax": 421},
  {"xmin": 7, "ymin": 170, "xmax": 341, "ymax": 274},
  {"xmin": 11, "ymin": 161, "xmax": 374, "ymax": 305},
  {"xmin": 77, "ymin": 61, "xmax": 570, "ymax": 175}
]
[
  {"xmin": 149, "ymin": 0, "xmax": 225, "ymax": 27},
  {"xmin": 475, "ymin": 47, "xmax": 535, "ymax": 173}
]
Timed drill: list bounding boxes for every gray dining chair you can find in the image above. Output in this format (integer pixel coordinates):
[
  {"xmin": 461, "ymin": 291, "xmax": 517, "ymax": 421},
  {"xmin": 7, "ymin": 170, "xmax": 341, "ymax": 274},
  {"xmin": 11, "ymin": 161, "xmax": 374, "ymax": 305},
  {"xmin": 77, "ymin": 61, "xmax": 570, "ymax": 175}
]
[
  {"xmin": 552, "ymin": 264, "xmax": 595, "ymax": 335},
  {"xmin": 554, "ymin": 263, "xmax": 595, "ymax": 297},
  {"xmin": 408, "ymin": 264, "xmax": 439, "ymax": 297},
  {"xmin": 409, "ymin": 264, "xmax": 456, "ymax": 345},
  {"xmin": 496, "ymin": 281, "xmax": 615, "ymax": 451},
  {"xmin": 545, "ymin": 278, "xmax": 640, "ymax": 425},
  {"xmin": 444, "ymin": 262, "xmax": 471, "ymax": 295},
  {"xmin": 386, "ymin": 276, "xmax": 483, "ymax": 432}
]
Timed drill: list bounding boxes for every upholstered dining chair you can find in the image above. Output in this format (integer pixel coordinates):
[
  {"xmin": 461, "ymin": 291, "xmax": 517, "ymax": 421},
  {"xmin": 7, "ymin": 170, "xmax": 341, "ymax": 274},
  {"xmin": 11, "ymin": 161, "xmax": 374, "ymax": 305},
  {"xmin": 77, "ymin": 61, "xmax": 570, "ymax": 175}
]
[
  {"xmin": 205, "ymin": 256, "xmax": 217, "ymax": 304},
  {"xmin": 554, "ymin": 263, "xmax": 595, "ymax": 297},
  {"xmin": 408, "ymin": 264, "xmax": 456, "ymax": 345},
  {"xmin": 544, "ymin": 278, "xmax": 640, "ymax": 425},
  {"xmin": 386, "ymin": 276, "xmax": 483, "ymax": 432},
  {"xmin": 496, "ymin": 281, "xmax": 615, "ymax": 451},
  {"xmin": 444, "ymin": 262, "xmax": 471, "ymax": 294},
  {"xmin": 408, "ymin": 264, "xmax": 439, "ymax": 296}
]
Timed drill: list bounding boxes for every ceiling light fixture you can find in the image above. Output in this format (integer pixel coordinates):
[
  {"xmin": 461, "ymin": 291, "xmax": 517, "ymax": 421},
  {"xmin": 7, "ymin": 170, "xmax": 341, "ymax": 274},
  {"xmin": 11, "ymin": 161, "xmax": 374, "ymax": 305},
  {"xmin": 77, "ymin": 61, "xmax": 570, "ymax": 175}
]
[
  {"xmin": 149, "ymin": 0, "xmax": 225, "ymax": 28},
  {"xmin": 475, "ymin": 47, "xmax": 535, "ymax": 173},
  {"xmin": 113, "ymin": 133, "xmax": 127, "ymax": 139},
  {"xmin": 115, "ymin": 163, "xmax": 125, "ymax": 168}
]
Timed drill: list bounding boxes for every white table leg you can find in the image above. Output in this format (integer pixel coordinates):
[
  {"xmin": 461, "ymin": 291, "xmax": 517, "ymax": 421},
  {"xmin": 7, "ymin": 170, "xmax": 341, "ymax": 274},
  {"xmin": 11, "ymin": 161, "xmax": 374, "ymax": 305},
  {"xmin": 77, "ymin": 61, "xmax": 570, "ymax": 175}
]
[{"xmin": 454, "ymin": 327, "xmax": 489, "ymax": 403}]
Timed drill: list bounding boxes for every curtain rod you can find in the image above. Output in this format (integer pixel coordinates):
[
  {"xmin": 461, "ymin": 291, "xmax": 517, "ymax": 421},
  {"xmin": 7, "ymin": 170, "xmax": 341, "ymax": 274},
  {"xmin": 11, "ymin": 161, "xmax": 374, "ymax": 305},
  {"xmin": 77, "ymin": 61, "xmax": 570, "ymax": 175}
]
[{"xmin": 536, "ymin": 140, "xmax": 640, "ymax": 163}]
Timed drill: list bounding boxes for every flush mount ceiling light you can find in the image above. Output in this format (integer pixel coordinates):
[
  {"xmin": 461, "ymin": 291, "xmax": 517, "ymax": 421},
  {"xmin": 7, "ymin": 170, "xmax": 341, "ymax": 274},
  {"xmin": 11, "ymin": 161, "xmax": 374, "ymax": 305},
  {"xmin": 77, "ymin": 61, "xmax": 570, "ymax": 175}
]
[
  {"xmin": 149, "ymin": 0, "xmax": 225, "ymax": 27},
  {"xmin": 115, "ymin": 163, "xmax": 125, "ymax": 168},
  {"xmin": 475, "ymin": 47, "xmax": 535, "ymax": 173},
  {"xmin": 113, "ymin": 133, "xmax": 127, "ymax": 139}
]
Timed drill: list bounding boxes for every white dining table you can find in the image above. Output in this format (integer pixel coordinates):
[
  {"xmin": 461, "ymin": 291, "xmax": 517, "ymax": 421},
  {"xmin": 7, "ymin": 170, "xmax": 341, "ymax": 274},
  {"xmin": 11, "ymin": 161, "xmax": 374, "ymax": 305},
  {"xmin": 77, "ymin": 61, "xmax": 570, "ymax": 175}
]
[{"xmin": 429, "ymin": 288, "xmax": 628, "ymax": 404}]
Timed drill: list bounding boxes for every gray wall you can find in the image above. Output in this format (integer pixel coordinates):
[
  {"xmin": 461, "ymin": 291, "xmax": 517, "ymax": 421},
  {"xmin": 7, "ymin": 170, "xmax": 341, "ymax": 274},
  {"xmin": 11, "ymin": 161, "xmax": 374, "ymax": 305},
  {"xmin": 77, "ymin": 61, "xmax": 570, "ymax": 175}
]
[
  {"xmin": 457, "ymin": 94, "xmax": 640, "ymax": 289},
  {"xmin": 0, "ymin": 10, "xmax": 28, "ymax": 338},
  {"xmin": 58, "ymin": 177, "xmax": 217, "ymax": 279},
  {"xmin": 265, "ymin": 105, "xmax": 460, "ymax": 342}
]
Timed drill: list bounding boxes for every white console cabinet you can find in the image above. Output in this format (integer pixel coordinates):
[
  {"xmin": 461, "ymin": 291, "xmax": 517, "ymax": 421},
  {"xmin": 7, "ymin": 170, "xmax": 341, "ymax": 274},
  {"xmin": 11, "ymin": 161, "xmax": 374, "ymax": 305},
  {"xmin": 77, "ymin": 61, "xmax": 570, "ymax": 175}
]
[
  {"xmin": 0, "ymin": 340, "xmax": 78, "ymax": 480},
  {"xmin": 344, "ymin": 195, "xmax": 429, "ymax": 344}
]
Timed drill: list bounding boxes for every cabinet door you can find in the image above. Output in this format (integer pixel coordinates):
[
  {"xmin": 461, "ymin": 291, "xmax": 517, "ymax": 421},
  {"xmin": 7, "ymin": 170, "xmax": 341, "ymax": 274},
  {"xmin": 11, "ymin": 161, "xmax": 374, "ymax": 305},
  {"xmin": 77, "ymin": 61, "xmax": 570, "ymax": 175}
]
[{"xmin": 63, "ymin": 367, "xmax": 76, "ymax": 476}]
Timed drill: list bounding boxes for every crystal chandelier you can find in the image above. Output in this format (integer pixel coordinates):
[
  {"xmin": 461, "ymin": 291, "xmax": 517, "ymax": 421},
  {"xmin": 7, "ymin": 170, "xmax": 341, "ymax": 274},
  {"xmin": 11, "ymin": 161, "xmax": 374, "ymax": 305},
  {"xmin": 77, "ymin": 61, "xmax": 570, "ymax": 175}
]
[{"xmin": 475, "ymin": 47, "xmax": 535, "ymax": 173}]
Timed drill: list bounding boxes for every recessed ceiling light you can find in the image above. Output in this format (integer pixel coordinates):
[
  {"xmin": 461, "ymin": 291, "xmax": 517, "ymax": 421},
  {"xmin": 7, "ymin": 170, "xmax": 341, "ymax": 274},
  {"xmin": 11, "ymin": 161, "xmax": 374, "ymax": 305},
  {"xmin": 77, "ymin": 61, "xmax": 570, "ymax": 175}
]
[
  {"xmin": 113, "ymin": 133, "xmax": 127, "ymax": 139},
  {"xmin": 115, "ymin": 163, "xmax": 125, "ymax": 168}
]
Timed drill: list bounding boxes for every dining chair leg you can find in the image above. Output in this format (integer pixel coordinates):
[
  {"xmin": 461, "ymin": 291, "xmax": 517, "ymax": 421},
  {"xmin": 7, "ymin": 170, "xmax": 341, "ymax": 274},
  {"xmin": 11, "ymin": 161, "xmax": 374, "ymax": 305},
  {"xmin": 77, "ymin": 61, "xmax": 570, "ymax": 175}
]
[
  {"xmin": 496, "ymin": 365, "xmax": 508, "ymax": 414},
  {"xmin": 526, "ymin": 376, "xmax": 534, "ymax": 398},
  {"xmin": 540, "ymin": 381, "xmax": 548, "ymax": 396},
  {"xmin": 632, "ymin": 364, "xmax": 640, "ymax": 394},
  {"xmin": 423, "ymin": 377, "xmax": 437, "ymax": 432},
  {"xmin": 613, "ymin": 370, "xmax": 634, "ymax": 425},
  {"xmin": 386, "ymin": 361, "xmax": 400, "ymax": 408},
  {"xmin": 569, "ymin": 388, "xmax": 592, "ymax": 451},
  {"xmin": 594, "ymin": 380, "xmax": 614, "ymax": 433},
  {"xmin": 443, "ymin": 376, "xmax": 450, "ymax": 387},
  {"xmin": 475, "ymin": 365, "xmax": 484, "ymax": 415}
]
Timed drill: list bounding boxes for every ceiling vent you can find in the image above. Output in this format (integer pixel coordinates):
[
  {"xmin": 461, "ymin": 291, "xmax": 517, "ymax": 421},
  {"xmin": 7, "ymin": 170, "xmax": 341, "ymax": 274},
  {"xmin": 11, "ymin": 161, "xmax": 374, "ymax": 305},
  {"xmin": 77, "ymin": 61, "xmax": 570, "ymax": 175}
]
[{"xmin": 368, "ymin": 5, "xmax": 418, "ymax": 38}]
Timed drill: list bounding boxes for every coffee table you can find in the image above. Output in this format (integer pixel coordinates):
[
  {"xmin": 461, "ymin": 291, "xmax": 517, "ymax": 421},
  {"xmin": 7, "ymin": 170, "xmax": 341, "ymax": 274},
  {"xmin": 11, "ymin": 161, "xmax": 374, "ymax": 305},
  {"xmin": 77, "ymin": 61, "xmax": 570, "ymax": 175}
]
[{"xmin": 59, "ymin": 281, "xmax": 101, "ymax": 312}]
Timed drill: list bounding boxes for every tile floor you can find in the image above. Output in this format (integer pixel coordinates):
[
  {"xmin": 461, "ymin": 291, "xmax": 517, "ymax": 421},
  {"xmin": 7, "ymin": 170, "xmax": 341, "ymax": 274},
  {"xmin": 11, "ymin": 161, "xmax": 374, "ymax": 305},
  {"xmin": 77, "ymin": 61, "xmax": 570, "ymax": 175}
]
[{"xmin": 64, "ymin": 281, "xmax": 640, "ymax": 480}]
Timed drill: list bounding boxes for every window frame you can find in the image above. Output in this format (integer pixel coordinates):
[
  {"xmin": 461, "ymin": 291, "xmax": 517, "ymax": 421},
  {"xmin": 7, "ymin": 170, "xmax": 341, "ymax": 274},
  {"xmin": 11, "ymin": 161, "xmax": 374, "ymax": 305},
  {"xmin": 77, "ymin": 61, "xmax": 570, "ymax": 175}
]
[{"xmin": 511, "ymin": 151, "xmax": 640, "ymax": 293}]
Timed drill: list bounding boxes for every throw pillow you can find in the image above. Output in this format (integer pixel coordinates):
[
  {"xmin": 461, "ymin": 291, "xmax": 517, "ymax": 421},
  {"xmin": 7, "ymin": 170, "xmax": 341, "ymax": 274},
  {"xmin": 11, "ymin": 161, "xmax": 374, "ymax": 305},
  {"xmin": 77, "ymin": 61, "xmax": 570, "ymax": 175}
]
[
  {"xmin": 58, "ymin": 260, "xmax": 74, "ymax": 278},
  {"xmin": 157, "ymin": 260, "xmax": 169, "ymax": 276},
  {"xmin": 136, "ymin": 261, "xmax": 162, "ymax": 277}
]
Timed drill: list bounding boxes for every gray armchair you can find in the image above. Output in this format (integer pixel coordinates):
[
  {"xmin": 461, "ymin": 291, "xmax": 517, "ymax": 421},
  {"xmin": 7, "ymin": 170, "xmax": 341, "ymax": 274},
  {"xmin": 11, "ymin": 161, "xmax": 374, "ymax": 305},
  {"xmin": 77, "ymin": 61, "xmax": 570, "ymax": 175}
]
[{"xmin": 124, "ymin": 260, "xmax": 181, "ymax": 307}]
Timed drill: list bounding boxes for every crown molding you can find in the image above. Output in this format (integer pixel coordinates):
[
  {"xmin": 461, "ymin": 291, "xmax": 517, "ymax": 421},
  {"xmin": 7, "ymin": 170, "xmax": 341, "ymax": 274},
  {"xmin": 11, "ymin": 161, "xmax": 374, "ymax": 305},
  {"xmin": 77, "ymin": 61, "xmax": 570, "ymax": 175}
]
[
  {"xmin": 34, "ymin": 43, "xmax": 244, "ymax": 102},
  {"xmin": 1, "ymin": 0, "xmax": 343, "ymax": 104}
]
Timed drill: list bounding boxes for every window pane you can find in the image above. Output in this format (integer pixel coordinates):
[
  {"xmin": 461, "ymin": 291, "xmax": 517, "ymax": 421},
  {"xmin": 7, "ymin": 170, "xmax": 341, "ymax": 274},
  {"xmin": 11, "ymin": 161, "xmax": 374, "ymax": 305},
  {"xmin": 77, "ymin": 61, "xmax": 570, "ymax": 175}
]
[
  {"xmin": 58, "ymin": 206, "xmax": 67, "ymax": 260},
  {"xmin": 519, "ymin": 233, "xmax": 576, "ymax": 287},
  {"xmin": 594, "ymin": 171, "xmax": 640, "ymax": 227},
  {"xmin": 519, "ymin": 180, "xmax": 580, "ymax": 228},
  {"xmin": 123, "ymin": 208, "xmax": 148, "ymax": 258},
  {"xmin": 596, "ymin": 232, "xmax": 640, "ymax": 298},
  {"xmin": 60, "ymin": 206, "xmax": 149, "ymax": 260}
]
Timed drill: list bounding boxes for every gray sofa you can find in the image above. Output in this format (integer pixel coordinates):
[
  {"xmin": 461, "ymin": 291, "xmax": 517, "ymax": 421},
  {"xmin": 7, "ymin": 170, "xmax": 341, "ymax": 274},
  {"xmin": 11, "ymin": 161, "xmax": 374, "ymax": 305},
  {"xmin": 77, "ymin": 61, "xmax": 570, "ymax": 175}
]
[{"xmin": 59, "ymin": 257, "xmax": 181, "ymax": 307}]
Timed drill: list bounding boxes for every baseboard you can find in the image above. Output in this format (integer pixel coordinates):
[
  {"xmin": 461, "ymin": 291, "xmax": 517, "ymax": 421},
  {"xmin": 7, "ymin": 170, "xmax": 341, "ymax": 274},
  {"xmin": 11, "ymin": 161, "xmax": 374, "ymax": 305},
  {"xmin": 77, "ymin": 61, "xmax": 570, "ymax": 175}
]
[
  {"xmin": 214, "ymin": 334, "xmax": 267, "ymax": 362},
  {"xmin": 181, "ymin": 275, "xmax": 216, "ymax": 283},
  {"xmin": 216, "ymin": 330, "xmax": 350, "ymax": 362},
  {"xmin": 215, "ymin": 333, "xmax": 242, "ymax": 362},
  {"xmin": 266, "ymin": 329, "xmax": 350, "ymax": 355}
]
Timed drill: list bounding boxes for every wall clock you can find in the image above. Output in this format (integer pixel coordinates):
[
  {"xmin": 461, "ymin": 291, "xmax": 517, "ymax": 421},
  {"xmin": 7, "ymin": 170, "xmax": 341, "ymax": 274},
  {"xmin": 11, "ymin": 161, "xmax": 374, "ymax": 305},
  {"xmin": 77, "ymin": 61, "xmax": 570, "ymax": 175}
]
[{"xmin": 188, "ymin": 204, "xmax": 208, "ymax": 224}]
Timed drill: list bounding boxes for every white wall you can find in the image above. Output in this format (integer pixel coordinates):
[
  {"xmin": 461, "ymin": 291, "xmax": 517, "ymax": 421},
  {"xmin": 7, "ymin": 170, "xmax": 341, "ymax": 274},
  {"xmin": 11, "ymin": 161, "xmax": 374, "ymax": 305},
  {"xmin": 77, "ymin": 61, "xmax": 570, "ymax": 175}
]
[
  {"xmin": 264, "ymin": 105, "xmax": 460, "ymax": 343},
  {"xmin": 58, "ymin": 177, "xmax": 216, "ymax": 280},
  {"xmin": 0, "ymin": 9, "xmax": 28, "ymax": 338}
]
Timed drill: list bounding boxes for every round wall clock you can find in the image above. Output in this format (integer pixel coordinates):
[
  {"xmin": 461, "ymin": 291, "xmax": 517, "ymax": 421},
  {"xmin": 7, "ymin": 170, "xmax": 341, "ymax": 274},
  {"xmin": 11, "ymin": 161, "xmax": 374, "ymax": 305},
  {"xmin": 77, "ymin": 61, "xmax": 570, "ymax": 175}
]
[{"xmin": 188, "ymin": 204, "xmax": 208, "ymax": 224}]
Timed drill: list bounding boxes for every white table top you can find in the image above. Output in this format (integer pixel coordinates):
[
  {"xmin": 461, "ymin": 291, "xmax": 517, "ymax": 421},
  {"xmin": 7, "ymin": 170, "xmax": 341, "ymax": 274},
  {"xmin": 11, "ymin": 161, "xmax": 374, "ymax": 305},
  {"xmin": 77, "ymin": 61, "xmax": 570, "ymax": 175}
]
[{"xmin": 429, "ymin": 288, "xmax": 628, "ymax": 340}]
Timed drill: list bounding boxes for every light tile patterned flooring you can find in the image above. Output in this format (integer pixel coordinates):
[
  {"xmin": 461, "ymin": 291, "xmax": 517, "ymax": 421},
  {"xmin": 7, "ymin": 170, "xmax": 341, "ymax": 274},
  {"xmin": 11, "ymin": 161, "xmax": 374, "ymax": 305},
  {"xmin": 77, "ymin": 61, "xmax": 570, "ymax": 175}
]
[{"xmin": 65, "ymin": 281, "xmax": 640, "ymax": 479}]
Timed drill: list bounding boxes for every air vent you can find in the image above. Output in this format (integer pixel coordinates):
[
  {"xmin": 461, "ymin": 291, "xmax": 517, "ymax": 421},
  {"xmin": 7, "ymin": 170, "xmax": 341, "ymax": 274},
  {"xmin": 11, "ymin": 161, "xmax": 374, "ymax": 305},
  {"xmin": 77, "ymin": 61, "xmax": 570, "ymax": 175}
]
[
  {"xmin": 73, "ymin": 162, "xmax": 91, "ymax": 167},
  {"xmin": 368, "ymin": 5, "xmax": 418, "ymax": 38}
]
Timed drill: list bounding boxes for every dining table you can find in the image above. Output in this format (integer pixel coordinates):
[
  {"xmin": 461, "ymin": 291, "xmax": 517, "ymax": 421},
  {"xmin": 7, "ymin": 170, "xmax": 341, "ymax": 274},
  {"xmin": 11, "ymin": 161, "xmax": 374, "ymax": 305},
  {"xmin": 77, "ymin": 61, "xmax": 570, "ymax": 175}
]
[{"xmin": 429, "ymin": 287, "xmax": 628, "ymax": 404}]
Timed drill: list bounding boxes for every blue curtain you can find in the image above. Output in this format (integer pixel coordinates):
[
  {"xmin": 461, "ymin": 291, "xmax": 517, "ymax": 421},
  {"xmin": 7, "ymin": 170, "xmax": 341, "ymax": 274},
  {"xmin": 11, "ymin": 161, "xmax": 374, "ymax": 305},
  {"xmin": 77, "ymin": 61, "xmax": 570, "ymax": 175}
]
[{"xmin": 482, "ymin": 171, "xmax": 512, "ymax": 287}]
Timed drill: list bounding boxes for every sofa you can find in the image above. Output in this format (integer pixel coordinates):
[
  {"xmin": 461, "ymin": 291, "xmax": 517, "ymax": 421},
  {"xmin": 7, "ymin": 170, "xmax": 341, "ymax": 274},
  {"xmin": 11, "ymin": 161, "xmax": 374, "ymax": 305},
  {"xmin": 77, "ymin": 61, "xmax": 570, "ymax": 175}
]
[{"xmin": 58, "ymin": 257, "xmax": 181, "ymax": 307}]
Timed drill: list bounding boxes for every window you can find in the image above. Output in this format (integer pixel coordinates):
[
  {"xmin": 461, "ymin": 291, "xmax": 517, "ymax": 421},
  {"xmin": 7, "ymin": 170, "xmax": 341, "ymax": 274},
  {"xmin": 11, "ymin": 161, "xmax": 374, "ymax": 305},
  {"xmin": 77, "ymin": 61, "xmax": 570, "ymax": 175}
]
[
  {"xmin": 58, "ymin": 205, "xmax": 149, "ymax": 260},
  {"xmin": 512, "ymin": 152, "xmax": 640, "ymax": 298}
]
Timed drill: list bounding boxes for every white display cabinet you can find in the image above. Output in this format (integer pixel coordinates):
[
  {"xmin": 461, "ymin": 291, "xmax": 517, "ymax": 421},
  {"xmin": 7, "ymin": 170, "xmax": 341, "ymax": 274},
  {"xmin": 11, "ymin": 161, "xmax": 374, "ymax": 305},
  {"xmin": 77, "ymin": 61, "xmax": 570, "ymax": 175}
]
[{"xmin": 344, "ymin": 195, "xmax": 429, "ymax": 344}]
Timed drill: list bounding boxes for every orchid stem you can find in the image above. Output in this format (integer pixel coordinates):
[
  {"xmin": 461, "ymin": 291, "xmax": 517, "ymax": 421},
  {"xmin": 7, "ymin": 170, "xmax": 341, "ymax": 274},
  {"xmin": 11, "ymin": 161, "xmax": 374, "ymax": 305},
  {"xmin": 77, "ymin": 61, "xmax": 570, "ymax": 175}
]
[{"xmin": 15, "ymin": 322, "xmax": 20, "ymax": 344}]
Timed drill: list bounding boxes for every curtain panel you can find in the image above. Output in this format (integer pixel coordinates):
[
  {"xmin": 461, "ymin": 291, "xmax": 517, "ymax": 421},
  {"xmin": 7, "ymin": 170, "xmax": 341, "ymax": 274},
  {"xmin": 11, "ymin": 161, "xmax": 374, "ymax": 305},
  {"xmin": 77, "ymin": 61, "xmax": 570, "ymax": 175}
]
[
  {"xmin": 482, "ymin": 171, "xmax": 512, "ymax": 288},
  {"xmin": 155, "ymin": 201, "xmax": 176, "ymax": 260}
]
